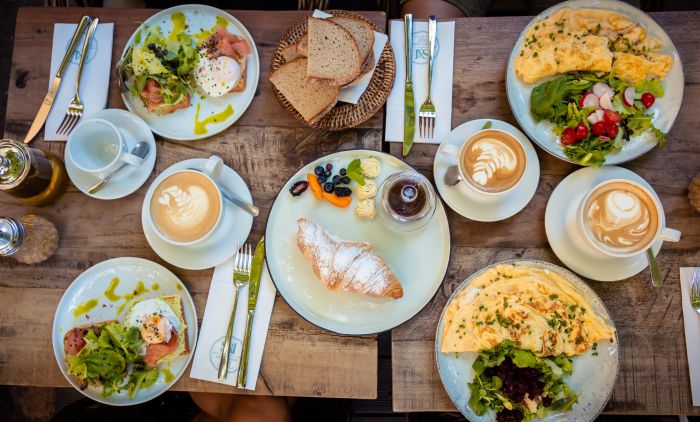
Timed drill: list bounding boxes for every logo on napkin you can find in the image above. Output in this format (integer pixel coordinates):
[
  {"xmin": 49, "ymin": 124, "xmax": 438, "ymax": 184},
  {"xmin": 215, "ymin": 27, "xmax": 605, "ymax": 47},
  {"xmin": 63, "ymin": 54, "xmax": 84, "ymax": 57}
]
[{"xmin": 412, "ymin": 31, "xmax": 440, "ymax": 65}]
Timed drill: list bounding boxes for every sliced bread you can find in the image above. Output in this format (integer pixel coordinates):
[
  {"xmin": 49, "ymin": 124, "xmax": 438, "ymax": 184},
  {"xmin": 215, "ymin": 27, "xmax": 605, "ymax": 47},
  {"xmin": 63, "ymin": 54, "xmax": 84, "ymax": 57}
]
[
  {"xmin": 280, "ymin": 34, "xmax": 308, "ymax": 62},
  {"xmin": 329, "ymin": 16, "xmax": 375, "ymax": 65},
  {"xmin": 270, "ymin": 57, "xmax": 339, "ymax": 124},
  {"xmin": 306, "ymin": 17, "xmax": 362, "ymax": 85}
]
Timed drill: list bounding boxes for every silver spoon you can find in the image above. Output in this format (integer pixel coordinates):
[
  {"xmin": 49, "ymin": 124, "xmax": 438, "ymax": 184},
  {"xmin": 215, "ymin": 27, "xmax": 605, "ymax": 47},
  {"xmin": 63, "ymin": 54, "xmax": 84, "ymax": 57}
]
[
  {"xmin": 88, "ymin": 142, "xmax": 150, "ymax": 194},
  {"xmin": 647, "ymin": 248, "xmax": 663, "ymax": 288},
  {"xmin": 187, "ymin": 167, "xmax": 259, "ymax": 217}
]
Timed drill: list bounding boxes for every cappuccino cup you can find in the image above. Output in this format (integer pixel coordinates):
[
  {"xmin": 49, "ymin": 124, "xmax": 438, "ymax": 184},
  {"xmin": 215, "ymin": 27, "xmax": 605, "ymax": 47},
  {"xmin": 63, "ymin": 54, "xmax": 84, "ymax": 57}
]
[
  {"xmin": 67, "ymin": 118, "xmax": 144, "ymax": 178},
  {"xmin": 442, "ymin": 129, "xmax": 527, "ymax": 196},
  {"xmin": 576, "ymin": 179, "xmax": 680, "ymax": 258},
  {"xmin": 147, "ymin": 156, "xmax": 224, "ymax": 246}
]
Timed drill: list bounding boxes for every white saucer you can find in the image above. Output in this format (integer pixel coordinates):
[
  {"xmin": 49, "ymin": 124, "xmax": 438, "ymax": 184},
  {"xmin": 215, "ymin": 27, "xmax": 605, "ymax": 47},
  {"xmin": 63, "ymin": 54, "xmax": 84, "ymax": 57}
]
[
  {"xmin": 65, "ymin": 109, "xmax": 157, "ymax": 200},
  {"xmin": 141, "ymin": 158, "xmax": 254, "ymax": 270},
  {"xmin": 433, "ymin": 119, "xmax": 540, "ymax": 222},
  {"xmin": 545, "ymin": 166, "xmax": 662, "ymax": 282}
]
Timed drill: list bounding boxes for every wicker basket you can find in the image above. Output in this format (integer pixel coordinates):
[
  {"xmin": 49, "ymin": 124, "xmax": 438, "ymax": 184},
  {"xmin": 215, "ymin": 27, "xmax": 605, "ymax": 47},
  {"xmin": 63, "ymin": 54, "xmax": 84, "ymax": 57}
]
[{"xmin": 270, "ymin": 10, "xmax": 396, "ymax": 131}]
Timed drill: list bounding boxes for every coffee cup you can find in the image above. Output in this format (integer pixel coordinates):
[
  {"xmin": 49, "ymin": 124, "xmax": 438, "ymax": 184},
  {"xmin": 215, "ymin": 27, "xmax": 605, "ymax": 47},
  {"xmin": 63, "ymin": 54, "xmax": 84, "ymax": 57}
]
[
  {"xmin": 67, "ymin": 118, "xmax": 144, "ymax": 178},
  {"xmin": 146, "ymin": 156, "xmax": 224, "ymax": 247},
  {"xmin": 576, "ymin": 178, "xmax": 680, "ymax": 258},
  {"xmin": 442, "ymin": 129, "xmax": 527, "ymax": 196}
]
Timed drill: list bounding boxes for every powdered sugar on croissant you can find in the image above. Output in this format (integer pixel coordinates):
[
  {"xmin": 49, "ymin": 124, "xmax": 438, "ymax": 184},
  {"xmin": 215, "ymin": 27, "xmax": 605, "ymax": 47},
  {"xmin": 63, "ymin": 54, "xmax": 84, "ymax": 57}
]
[{"xmin": 296, "ymin": 218, "xmax": 404, "ymax": 299}]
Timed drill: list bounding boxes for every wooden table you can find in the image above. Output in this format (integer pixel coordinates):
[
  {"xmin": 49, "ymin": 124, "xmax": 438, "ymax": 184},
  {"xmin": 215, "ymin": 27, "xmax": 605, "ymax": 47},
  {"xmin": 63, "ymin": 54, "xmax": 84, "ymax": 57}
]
[
  {"xmin": 0, "ymin": 7, "xmax": 387, "ymax": 400},
  {"xmin": 390, "ymin": 12, "xmax": 700, "ymax": 415}
]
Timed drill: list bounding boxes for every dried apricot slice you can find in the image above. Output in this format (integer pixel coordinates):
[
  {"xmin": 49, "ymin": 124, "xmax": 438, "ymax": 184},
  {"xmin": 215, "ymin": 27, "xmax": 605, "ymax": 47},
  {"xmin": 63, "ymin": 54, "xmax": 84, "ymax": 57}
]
[
  {"xmin": 323, "ymin": 192, "xmax": 352, "ymax": 208},
  {"xmin": 307, "ymin": 173, "xmax": 323, "ymax": 200}
]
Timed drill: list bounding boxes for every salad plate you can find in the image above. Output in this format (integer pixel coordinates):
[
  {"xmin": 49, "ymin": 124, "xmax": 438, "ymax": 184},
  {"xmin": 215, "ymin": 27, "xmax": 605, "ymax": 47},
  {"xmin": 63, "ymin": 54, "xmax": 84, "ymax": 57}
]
[
  {"xmin": 118, "ymin": 4, "xmax": 260, "ymax": 141},
  {"xmin": 52, "ymin": 257, "xmax": 198, "ymax": 406},
  {"xmin": 506, "ymin": 0, "xmax": 683, "ymax": 166},
  {"xmin": 436, "ymin": 260, "xmax": 618, "ymax": 422},
  {"xmin": 265, "ymin": 150, "xmax": 451, "ymax": 335}
]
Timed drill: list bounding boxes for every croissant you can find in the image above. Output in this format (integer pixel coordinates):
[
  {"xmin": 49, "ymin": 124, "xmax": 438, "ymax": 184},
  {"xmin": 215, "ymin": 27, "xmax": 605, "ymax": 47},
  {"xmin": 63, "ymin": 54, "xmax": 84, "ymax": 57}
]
[{"xmin": 296, "ymin": 218, "xmax": 404, "ymax": 299}]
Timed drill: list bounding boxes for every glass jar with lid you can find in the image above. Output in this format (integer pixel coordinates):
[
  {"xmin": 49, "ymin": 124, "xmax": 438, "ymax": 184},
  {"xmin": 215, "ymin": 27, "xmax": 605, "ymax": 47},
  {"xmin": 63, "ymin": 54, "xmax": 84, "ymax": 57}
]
[
  {"xmin": 0, "ymin": 215, "xmax": 59, "ymax": 264},
  {"xmin": 0, "ymin": 139, "xmax": 67, "ymax": 206},
  {"xmin": 377, "ymin": 171, "xmax": 437, "ymax": 232}
]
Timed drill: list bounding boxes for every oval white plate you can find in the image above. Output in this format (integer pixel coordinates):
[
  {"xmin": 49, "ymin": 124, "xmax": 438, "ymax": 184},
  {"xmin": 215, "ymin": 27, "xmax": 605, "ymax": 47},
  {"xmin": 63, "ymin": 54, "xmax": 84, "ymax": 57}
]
[
  {"xmin": 118, "ymin": 5, "xmax": 260, "ymax": 141},
  {"xmin": 52, "ymin": 257, "xmax": 198, "ymax": 406},
  {"xmin": 506, "ymin": 0, "xmax": 684, "ymax": 165},
  {"xmin": 265, "ymin": 150, "xmax": 451, "ymax": 335},
  {"xmin": 436, "ymin": 260, "xmax": 619, "ymax": 422}
]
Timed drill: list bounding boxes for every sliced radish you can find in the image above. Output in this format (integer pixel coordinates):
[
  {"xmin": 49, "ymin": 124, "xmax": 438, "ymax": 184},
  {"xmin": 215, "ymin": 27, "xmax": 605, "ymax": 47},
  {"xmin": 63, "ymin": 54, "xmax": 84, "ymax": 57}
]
[
  {"xmin": 599, "ymin": 93, "xmax": 614, "ymax": 110},
  {"xmin": 623, "ymin": 87, "xmax": 635, "ymax": 107},
  {"xmin": 587, "ymin": 112, "xmax": 601, "ymax": 124},
  {"xmin": 592, "ymin": 82, "xmax": 614, "ymax": 99},
  {"xmin": 595, "ymin": 109, "xmax": 605, "ymax": 121},
  {"xmin": 600, "ymin": 136, "xmax": 611, "ymax": 141},
  {"xmin": 580, "ymin": 92, "xmax": 600, "ymax": 109}
]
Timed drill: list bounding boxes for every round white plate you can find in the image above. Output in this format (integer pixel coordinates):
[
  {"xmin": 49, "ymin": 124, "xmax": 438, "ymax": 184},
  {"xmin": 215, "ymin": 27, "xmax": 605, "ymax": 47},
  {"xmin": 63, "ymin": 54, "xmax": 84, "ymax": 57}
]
[
  {"xmin": 265, "ymin": 150, "xmax": 451, "ymax": 335},
  {"xmin": 119, "ymin": 5, "xmax": 260, "ymax": 141},
  {"xmin": 434, "ymin": 119, "xmax": 540, "ymax": 222},
  {"xmin": 545, "ymin": 166, "xmax": 663, "ymax": 281},
  {"xmin": 141, "ymin": 158, "xmax": 254, "ymax": 270},
  {"xmin": 65, "ymin": 109, "xmax": 156, "ymax": 200},
  {"xmin": 506, "ymin": 0, "xmax": 684, "ymax": 165},
  {"xmin": 52, "ymin": 257, "xmax": 198, "ymax": 406},
  {"xmin": 436, "ymin": 259, "xmax": 619, "ymax": 422}
]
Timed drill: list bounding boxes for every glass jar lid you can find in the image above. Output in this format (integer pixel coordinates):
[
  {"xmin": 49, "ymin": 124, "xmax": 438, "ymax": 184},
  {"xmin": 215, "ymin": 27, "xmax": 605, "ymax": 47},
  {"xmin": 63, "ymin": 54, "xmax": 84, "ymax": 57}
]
[
  {"xmin": 0, "ymin": 139, "xmax": 29, "ymax": 189},
  {"xmin": 0, "ymin": 217, "xmax": 24, "ymax": 256}
]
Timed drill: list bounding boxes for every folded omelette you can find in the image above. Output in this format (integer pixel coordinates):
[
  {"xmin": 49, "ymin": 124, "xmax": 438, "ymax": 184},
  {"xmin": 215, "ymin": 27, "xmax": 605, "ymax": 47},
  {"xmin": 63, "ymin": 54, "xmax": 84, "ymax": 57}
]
[
  {"xmin": 441, "ymin": 264, "xmax": 614, "ymax": 357},
  {"xmin": 514, "ymin": 7, "xmax": 672, "ymax": 84}
]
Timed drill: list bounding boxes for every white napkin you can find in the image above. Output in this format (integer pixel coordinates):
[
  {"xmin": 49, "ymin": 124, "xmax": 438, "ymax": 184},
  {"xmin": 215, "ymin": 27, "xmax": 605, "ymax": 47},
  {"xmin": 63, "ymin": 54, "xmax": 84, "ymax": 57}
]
[
  {"xmin": 190, "ymin": 257, "xmax": 277, "ymax": 390},
  {"xmin": 45, "ymin": 23, "xmax": 114, "ymax": 141},
  {"xmin": 681, "ymin": 267, "xmax": 700, "ymax": 405},
  {"xmin": 312, "ymin": 10, "xmax": 389, "ymax": 104},
  {"xmin": 385, "ymin": 19, "xmax": 455, "ymax": 144}
]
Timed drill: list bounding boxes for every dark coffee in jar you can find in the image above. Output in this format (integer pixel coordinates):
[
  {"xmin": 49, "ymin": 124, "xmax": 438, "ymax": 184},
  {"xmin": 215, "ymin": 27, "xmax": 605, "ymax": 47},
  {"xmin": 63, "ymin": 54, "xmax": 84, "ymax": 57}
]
[{"xmin": 387, "ymin": 179, "xmax": 427, "ymax": 218}]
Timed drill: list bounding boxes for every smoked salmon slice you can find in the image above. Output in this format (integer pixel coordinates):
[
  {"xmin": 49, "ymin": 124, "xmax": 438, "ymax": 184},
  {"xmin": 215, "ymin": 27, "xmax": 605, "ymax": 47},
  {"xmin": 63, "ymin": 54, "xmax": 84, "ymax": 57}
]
[{"xmin": 143, "ymin": 332, "xmax": 178, "ymax": 367}]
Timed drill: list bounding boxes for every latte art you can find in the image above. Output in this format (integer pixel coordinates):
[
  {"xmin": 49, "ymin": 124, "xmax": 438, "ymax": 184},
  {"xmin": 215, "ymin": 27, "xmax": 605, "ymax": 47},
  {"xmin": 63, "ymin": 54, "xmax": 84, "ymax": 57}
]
[
  {"xmin": 150, "ymin": 171, "xmax": 221, "ymax": 243},
  {"xmin": 584, "ymin": 182, "xmax": 658, "ymax": 254},
  {"xmin": 461, "ymin": 130, "xmax": 526, "ymax": 193}
]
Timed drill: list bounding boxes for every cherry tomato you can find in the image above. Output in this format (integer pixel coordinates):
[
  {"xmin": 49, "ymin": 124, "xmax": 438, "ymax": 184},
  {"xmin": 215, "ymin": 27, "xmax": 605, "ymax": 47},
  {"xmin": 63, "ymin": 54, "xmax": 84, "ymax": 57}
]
[
  {"xmin": 592, "ymin": 121, "xmax": 607, "ymax": 136},
  {"xmin": 603, "ymin": 110, "xmax": 622, "ymax": 124},
  {"xmin": 575, "ymin": 124, "xmax": 589, "ymax": 140},
  {"xmin": 641, "ymin": 92, "xmax": 656, "ymax": 108},
  {"xmin": 560, "ymin": 127, "xmax": 577, "ymax": 146},
  {"xmin": 606, "ymin": 122, "xmax": 620, "ymax": 138}
]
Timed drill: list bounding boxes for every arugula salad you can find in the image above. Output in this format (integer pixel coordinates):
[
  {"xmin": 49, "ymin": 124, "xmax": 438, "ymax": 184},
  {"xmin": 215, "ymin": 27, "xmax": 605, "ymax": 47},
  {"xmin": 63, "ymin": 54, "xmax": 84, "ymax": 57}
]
[
  {"xmin": 530, "ymin": 72, "xmax": 667, "ymax": 166},
  {"xmin": 469, "ymin": 341, "xmax": 579, "ymax": 422}
]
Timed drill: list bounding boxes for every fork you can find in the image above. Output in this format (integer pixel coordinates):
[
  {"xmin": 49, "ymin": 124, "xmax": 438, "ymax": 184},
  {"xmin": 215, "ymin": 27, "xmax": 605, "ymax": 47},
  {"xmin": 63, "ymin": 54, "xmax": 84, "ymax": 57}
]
[
  {"xmin": 690, "ymin": 269, "xmax": 700, "ymax": 314},
  {"xmin": 57, "ymin": 17, "xmax": 99, "ymax": 136},
  {"xmin": 418, "ymin": 15, "xmax": 437, "ymax": 140},
  {"xmin": 218, "ymin": 243, "xmax": 252, "ymax": 381}
]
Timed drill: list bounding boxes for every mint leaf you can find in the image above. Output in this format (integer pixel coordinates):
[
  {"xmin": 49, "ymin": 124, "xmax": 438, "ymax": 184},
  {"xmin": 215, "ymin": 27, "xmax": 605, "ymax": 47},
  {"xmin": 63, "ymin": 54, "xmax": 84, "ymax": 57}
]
[
  {"xmin": 346, "ymin": 159, "xmax": 366, "ymax": 186},
  {"xmin": 482, "ymin": 121, "xmax": 493, "ymax": 130}
]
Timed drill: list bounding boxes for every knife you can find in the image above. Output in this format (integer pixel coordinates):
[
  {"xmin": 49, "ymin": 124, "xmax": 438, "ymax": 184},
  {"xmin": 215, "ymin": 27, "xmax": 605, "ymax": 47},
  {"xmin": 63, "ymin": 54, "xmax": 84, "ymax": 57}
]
[
  {"xmin": 403, "ymin": 14, "xmax": 415, "ymax": 157},
  {"xmin": 24, "ymin": 16, "xmax": 91, "ymax": 144},
  {"xmin": 236, "ymin": 236, "xmax": 265, "ymax": 388}
]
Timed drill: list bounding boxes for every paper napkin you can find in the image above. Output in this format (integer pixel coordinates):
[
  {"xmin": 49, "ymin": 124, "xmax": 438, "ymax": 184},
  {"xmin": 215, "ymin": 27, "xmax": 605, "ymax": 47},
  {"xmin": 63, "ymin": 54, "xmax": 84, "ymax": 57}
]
[
  {"xmin": 190, "ymin": 256, "xmax": 276, "ymax": 390},
  {"xmin": 385, "ymin": 19, "xmax": 455, "ymax": 144},
  {"xmin": 312, "ymin": 10, "xmax": 389, "ymax": 104},
  {"xmin": 45, "ymin": 23, "xmax": 114, "ymax": 141},
  {"xmin": 680, "ymin": 267, "xmax": 700, "ymax": 405}
]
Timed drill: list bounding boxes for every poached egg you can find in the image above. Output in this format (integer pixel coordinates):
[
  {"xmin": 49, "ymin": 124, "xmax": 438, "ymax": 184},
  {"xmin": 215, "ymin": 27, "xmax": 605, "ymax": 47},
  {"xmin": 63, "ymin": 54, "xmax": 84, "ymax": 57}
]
[
  {"xmin": 125, "ymin": 298, "xmax": 181, "ymax": 345},
  {"xmin": 194, "ymin": 52, "xmax": 242, "ymax": 97}
]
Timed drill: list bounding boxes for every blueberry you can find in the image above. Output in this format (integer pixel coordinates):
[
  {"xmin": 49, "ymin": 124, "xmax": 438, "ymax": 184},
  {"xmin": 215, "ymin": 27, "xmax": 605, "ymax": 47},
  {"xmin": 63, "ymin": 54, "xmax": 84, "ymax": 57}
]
[
  {"xmin": 324, "ymin": 170, "xmax": 331, "ymax": 177},
  {"xmin": 323, "ymin": 182, "xmax": 335, "ymax": 193},
  {"xmin": 318, "ymin": 175, "xmax": 327, "ymax": 184},
  {"xmin": 339, "ymin": 168, "xmax": 347, "ymax": 176},
  {"xmin": 332, "ymin": 175, "xmax": 341, "ymax": 184},
  {"xmin": 314, "ymin": 166, "xmax": 324, "ymax": 176},
  {"xmin": 325, "ymin": 163, "xmax": 333, "ymax": 172},
  {"xmin": 342, "ymin": 176, "xmax": 351, "ymax": 184}
]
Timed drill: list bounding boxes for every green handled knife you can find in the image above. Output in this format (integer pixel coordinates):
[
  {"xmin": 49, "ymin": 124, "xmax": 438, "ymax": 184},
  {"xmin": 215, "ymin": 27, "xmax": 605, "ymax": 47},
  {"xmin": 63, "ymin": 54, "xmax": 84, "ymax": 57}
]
[
  {"xmin": 237, "ymin": 236, "xmax": 265, "ymax": 388},
  {"xmin": 403, "ymin": 14, "xmax": 415, "ymax": 157}
]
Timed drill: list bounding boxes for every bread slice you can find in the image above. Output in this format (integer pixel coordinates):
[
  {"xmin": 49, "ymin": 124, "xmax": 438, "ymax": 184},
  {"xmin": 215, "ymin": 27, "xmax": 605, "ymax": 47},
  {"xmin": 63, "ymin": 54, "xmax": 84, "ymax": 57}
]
[
  {"xmin": 158, "ymin": 295, "xmax": 189, "ymax": 363},
  {"xmin": 306, "ymin": 17, "xmax": 362, "ymax": 85},
  {"xmin": 280, "ymin": 34, "xmax": 308, "ymax": 63},
  {"xmin": 270, "ymin": 57, "xmax": 339, "ymax": 124},
  {"xmin": 330, "ymin": 16, "xmax": 374, "ymax": 65}
]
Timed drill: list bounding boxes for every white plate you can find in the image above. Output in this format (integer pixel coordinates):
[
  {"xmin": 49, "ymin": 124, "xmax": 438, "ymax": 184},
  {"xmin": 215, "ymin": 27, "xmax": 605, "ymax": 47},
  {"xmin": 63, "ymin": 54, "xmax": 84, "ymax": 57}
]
[
  {"xmin": 119, "ymin": 5, "xmax": 260, "ymax": 141},
  {"xmin": 434, "ymin": 119, "xmax": 540, "ymax": 222},
  {"xmin": 65, "ymin": 109, "xmax": 157, "ymax": 200},
  {"xmin": 51, "ymin": 257, "xmax": 198, "ymax": 406},
  {"xmin": 141, "ymin": 158, "xmax": 254, "ymax": 270},
  {"xmin": 506, "ymin": 0, "xmax": 684, "ymax": 165},
  {"xmin": 545, "ymin": 166, "xmax": 662, "ymax": 281},
  {"xmin": 436, "ymin": 260, "xmax": 619, "ymax": 422},
  {"xmin": 265, "ymin": 150, "xmax": 451, "ymax": 335}
]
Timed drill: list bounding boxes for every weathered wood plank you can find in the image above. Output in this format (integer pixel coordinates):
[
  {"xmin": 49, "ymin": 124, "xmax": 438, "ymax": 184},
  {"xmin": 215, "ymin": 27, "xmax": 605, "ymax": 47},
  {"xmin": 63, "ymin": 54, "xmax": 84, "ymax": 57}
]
[{"xmin": 390, "ymin": 12, "xmax": 700, "ymax": 415}]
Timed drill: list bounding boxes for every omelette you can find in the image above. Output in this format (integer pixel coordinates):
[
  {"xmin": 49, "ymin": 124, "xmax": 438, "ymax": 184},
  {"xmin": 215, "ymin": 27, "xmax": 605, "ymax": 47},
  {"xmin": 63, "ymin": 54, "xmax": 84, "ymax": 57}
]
[
  {"xmin": 441, "ymin": 264, "xmax": 614, "ymax": 357},
  {"xmin": 515, "ymin": 7, "xmax": 672, "ymax": 84}
]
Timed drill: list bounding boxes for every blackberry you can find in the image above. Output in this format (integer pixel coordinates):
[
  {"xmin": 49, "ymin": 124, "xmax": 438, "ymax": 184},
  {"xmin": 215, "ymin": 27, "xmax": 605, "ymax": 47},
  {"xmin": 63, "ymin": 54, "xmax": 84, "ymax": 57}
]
[
  {"xmin": 332, "ymin": 175, "xmax": 341, "ymax": 184},
  {"xmin": 339, "ymin": 168, "xmax": 347, "ymax": 176},
  {"xmin": 314, "ymin": 166, "xmax": 324, "ymax": 176},
  {"xmin": 325, "ymin": 163, "xmax": 333, "ymax": 172},
  {"xmin": 342, "ymin": 176, "xmax": 351, "ymax": 184},
  {"xmin": 323, "ymin": 182, "xmax": 335, "ymax": 193},
  {"xmin": 289, "ymin": 181, "xmax": 309, "ymax": 197},
  {"xmin": 334, "ymin": 187, "xmax": 352, "ymax": 197}
]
